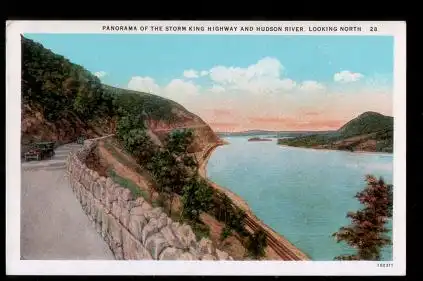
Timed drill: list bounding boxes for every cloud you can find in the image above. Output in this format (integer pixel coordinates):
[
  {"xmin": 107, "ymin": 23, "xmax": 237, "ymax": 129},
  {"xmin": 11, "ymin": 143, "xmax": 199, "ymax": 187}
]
[
  {"xmin": 298, "ymin": 81, "xmax": 326, "ymax": 92},
  {"xmin": 127, "ymin": 76, "xmax": 161, "ymax": 94},
  {"xmin": 209, "ymin": 57, "xmax": 282, "ymax": 84},
  {"xmin": 125, "ymin": 57, "xmax": 392, "ymax": 131},
  {"xmin": 207, "ymin": 57, "xmax": 303, "ymax": 94},
  {"xmin": 209, "ymin": 85, "xmax": 226, "ymax": 93},
  {"xmin": 163, "ymin": 79, "xmax": 199, "ymax": 97},
  {"xmin": 127, "ymin": 76, "xmax": 199, "ymax": 104},
  {"xmin": 334, "ymin": 70, "xmax": 364, "ymax": 83},
  {"xmin": 183, "ymin": 69, "xmax": 199, "ymax": 78},
  {"xmin": 94, "ymin": 71, "xmax": 107, "ymax": 78}
]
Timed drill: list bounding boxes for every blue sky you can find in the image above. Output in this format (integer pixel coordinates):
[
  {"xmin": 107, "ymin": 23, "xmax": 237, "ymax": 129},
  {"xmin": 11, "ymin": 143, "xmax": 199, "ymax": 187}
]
[
  {"xmin": 24, "ymin": 34, "xmax": 393, "ymax": 88},
  {"xmin": 23, "ymin": 33, "xmax": 394, "ymax": 131}
]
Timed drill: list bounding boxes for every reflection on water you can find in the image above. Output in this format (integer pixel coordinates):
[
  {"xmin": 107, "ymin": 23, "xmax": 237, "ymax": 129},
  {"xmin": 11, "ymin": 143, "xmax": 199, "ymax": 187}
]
[{"xmin": 207, "ymin": 136, "xmax": 393, "ymax": 261}]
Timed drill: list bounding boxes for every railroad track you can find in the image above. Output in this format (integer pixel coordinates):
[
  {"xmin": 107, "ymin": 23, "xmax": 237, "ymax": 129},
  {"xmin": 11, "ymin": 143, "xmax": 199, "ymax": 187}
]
[{"xmin": 244, "ymin": 214, "xmax": 305, "ymax": 261}]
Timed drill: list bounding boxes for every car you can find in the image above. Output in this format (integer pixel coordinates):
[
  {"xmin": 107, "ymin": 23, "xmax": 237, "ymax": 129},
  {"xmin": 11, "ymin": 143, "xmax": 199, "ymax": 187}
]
[{"xmin": 24, "ymin": 142, "xmax": 55, "ymax": 161}]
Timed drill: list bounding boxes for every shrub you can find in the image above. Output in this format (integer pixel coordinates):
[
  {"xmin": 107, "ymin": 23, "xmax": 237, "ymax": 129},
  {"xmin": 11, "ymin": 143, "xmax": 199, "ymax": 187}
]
[{"xmin": 246, "ymin": 229, "xmax": 267, "ymax": 259}]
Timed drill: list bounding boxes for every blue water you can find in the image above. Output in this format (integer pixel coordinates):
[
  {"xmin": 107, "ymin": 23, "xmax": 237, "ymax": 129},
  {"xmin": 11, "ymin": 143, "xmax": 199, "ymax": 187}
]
[{"xmin": 206, "ymin": 136, "xmax": 393, "ymax": 261}]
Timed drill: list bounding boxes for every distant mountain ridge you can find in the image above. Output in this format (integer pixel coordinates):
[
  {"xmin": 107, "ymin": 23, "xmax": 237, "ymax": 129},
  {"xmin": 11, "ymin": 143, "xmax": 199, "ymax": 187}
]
[
  {"xmin": 277, "ymin": 112, "xmax": 394, "ymax": 153},
  {"xmin": 217, "ymin": 130, "xmax": 335, "ymax": 138}
]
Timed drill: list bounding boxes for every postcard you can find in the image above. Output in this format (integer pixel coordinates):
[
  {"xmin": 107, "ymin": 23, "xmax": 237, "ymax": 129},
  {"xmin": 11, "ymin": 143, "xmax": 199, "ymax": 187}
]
[{"xmin": 6, "ymin": 20, "xmax": 406, "ymax": 276}]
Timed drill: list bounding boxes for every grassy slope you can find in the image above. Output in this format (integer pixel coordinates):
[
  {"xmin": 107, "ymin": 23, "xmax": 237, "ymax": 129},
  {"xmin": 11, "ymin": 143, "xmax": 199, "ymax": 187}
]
[{"xmin": 278, "ymin": 112, "xmax": 394, "ymax": 153}]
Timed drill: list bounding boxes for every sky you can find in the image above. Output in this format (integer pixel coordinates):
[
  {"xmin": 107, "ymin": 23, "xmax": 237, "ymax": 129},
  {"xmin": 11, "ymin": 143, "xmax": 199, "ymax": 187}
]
[{"xmin": 24, "ymin": 34, "xmax": 394, "ymax": 132}]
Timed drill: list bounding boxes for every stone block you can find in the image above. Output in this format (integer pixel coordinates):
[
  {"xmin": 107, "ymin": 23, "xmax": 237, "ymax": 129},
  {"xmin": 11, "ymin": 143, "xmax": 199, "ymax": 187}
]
[
  {"xmin": 141, "ymin": 218, "xmax": 158, "ymax": 244},
  {"xmin": 122, "ymin": 228, "xmax": 153, "ymax": 260},
  {"xmin": 107, "ymin": 213, "xmax": 122, "ymax": 246},
  {"xmin": 119, "ymin": 206, "xmax": 130, "ymax": 228},
  {"xmin": 145, "ymin": 232, "xmax": 170, "ymax": 260},
  {"xmin": 112, "ymin": 201, "xmax": 122, "ymax": 219},
  {"xmin": 198, "ymin": 237, "xmax": 214, "ymax": 256},
  {"xmin": 121, "ymin": 188, "xmax": 133, "ymax": 201},
  {"xmin": 101, "ymin": 211, "xmax": 109, "ymax": 238},
  {"xmin": 160, "ymin": 226, "xmax": 185, "ymax": 249},
  {"xmin": 128, "ymin": 214, "xmax": 147, "ymax": 241},
  {"xmin": 144, "ymin": 207, "xmax": 163, "ymax": 221},
  {"xmin": 179, "ymin": 252, "xmax": 197, "ymax": 260},
  {"xmin": 93, "ymin": 182, "xmax": 102, "ymax": 200},
  {"xmin": 157, "ymin": 213, "xmax": 168, "ymax": 230},
  {"xmin": 159, "ymin": 247, "xmax": 184, "ymax": 260},
  {"xmin": 173, "ymin": 224, "xmax": 197, "ymax": 250},
  {"xmin": 216, "ymin": 249, "xmax": 229, "ymax": 260},
  {"xmin": 141, "ymin": 201, "xmax": 153, "ymax": 213},
  {"xmin": 106, "ymin": 177, "xmax": 114, "ymax": 189},
  {"xmin": 201, "ymin": 254, "xmax": 216, "ymax": 260},
  {"xmin": 130, "ymin": 206, "xmax": 145, "ymax": 216}
]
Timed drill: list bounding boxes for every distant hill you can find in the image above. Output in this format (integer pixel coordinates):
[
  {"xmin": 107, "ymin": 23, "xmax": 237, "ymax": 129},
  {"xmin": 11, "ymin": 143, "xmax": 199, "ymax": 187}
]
[
  {"xmin": 217, "ymin": 130, "xmax": 335, "ymax": 138},
  {"xmin": 277, "ymin": 112, "xmax": 394, "ymax": 153},
  {"xmin": 20, "ymin": 35, "xmax": 220, "ymax": 155},
  {"xmin": 338, "ymin": 111, "xmax": 393, "ymax": 138}
]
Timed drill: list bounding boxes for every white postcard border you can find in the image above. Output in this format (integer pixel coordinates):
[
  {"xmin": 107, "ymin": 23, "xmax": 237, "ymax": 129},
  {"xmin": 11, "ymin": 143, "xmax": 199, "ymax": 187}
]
[{"xmin": 6, "ymin": 20, "xmax": 407, "ymax": 276}]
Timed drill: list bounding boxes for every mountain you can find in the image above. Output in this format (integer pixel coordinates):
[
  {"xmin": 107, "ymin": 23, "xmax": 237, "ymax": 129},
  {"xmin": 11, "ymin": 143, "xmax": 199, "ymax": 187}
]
[
  {"xmin": 20, "ymin": 35, "xmax": 220, "ymax": 157},
  {"xmin": 278, "ymin": 112, "xmax": 394, "ymax": 153},
  {"xmin": 338, "ymin": 111, "xmax": 393, "ymax": 138}
]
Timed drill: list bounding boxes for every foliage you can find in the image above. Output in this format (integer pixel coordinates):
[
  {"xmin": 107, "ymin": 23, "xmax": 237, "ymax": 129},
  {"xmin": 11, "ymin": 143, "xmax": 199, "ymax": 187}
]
[
  {"xmin": 157, "ymin": 130, "xmax": 197, "ymax": 215},
  {"xmin": 332, "ymin": 175, "xmax": 393, "ymax": 260},
  {"xmin": 228, "ymin": 208, "xmax": 248, "ymax": 236},
  {"xmin": 220, "ymin": 225, "xmax": 232, "ymax": 241},
  {"xmin": 213, "ymin": 192, "xmax": 248, "ymax": 237},
  {"xmin": 278, "ymin": 112, "xmax": 394, "ymax": 153},
  {"xmin": 181, "ymin": 177, "xmax": 214, "ymax": 221},
  {"xmin": 21, "ymin": 36, "xmax": 114, "ymax": 122},
  {"xmin": 106, "ymin": 85, "xmax": 176, "ymax": 123},
  {"xmin": 191, "ymin": 222, "xmax": 211, "ymax": 240},
  {"xmin": 246, "ymin": 229, "xmax": 268, "ymax": 259},
  {"xmin": 338, "ymin": 112, "xmax": 393, "ymax": 138}
]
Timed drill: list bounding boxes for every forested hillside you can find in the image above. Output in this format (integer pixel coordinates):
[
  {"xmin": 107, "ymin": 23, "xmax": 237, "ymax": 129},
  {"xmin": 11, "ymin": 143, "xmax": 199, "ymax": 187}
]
[
  {"xmin": 278, "ymin": 112, "xmax": 394, "ymax": 153},
  {"xmin": 21, "ymin": 35, "xmax": 219, "ymax": 153}
]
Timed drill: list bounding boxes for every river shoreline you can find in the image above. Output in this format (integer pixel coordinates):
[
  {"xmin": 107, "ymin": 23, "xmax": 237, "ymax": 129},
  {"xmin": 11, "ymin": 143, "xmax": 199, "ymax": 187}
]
[
  {"xmin": 277, "ymin": 144, "xmax": 393, "ymax": 156},
  {"xmin": 198, "ymin": 139, "xmax": 311, "ymax": 261}
]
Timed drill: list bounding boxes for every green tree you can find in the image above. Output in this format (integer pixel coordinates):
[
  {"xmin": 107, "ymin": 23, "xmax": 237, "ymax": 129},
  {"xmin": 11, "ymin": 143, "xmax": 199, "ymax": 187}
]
[
  {"xmin": 152, "ymin": 129, "xmax": 198, "ymax": 216},
  {"xmin": 246, "ymin": 229, "xmax": 268, "ymax": 259},
  {"xmin": 181, "ymin": 177, "xmax": 214, "ymax": 221},
  {"xmin": 332, "ymin": 175, "xmax": 393, "ymax": 260},
  {"xmin": 220, "ymin": 225, "xmax": 232, "ymax": 241}
]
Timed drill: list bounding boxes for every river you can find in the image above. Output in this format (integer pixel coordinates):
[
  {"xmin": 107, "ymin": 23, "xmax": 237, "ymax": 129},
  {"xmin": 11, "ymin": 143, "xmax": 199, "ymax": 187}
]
[{"xmin": 206, "ymin": 136, "xmax": 393, "ymax": 261}]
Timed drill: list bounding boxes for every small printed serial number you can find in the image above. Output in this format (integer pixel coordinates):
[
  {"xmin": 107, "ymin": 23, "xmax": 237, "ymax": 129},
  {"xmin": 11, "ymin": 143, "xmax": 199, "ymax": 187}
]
[{"xmin": 377, "ymin": 263, "xmax": 393, "ymax": 268}]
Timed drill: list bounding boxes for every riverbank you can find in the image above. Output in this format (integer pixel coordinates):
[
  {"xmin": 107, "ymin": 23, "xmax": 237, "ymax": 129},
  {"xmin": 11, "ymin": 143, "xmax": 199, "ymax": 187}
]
[
  {"xmin": 198, "ymin": 139, "xmax": 311, "ymax": 261},
  {"xmin": 278, "ymin": 144, "xmax": 393, "ymax": 156}
]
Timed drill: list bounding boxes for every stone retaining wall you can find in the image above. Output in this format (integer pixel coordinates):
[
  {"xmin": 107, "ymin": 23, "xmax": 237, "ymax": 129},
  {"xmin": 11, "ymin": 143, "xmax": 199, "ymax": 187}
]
[{"xmin": 66, "ymin": 139, "xmax": 232, "ymax": 261}]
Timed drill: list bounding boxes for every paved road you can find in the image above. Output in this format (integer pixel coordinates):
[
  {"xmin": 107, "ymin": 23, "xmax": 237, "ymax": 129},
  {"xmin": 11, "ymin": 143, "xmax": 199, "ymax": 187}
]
[{"xmin": 20, "ymin": 143, "xmax": 115, "ymax": 260}]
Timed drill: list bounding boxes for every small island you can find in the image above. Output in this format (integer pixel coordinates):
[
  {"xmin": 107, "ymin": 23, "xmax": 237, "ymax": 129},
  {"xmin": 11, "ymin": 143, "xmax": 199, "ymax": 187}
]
[{"xmin": 248, "ymin": 137, "xmax": 273, "ymax": 142}]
